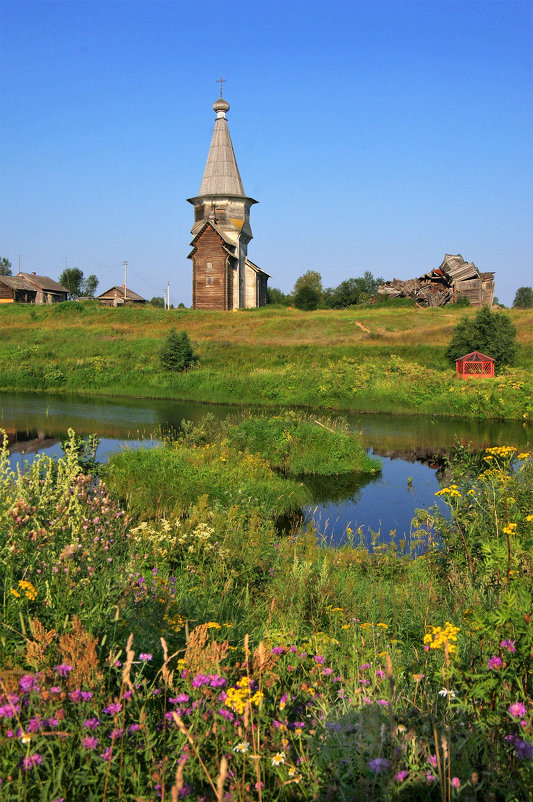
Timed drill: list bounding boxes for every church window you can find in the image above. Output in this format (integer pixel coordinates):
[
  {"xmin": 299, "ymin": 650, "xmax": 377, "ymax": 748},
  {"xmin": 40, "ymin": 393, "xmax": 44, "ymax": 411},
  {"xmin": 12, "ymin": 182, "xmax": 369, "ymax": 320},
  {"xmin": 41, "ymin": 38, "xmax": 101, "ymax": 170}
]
[
  {"xmin": 206, "ymin": 276, "xmax": 213, "ymax": 285},
  {"xmin": 206, "ymin": 262, "xmax": 213, "ymax": 272}
]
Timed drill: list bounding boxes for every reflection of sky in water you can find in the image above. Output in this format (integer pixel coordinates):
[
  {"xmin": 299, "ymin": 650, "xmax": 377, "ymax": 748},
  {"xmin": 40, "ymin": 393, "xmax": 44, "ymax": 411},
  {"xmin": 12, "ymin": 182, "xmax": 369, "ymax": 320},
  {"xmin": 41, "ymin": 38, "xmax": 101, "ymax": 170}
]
[{"xmin": 306, "ymin": 454, "xmax": 448, "ymax": 550}]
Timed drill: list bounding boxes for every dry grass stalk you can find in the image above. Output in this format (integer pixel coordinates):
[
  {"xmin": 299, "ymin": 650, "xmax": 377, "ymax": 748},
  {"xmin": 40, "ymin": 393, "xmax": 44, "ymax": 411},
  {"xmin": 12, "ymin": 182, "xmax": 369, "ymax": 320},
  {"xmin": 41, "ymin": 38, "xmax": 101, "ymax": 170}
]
[
  {"xmin": 58, "ymin": 616, "xmax": 103, "ymax": 689},
  {"xmin": 183, "ymin": 624, "xmax": 229, "ymax": 673},
  {"xmin": 171, "ymin": 713, "xmax": 218, "ymax": 797},
  {"xmin": 121, "ymin": 633, "xmax": 135, "ymax": 694},
  {"xmin": 216, "ymin": 755, "xmax": 228, "ymax": 801},
  {"xmin": 25, "ymin": 618, "xmax": 57, "ymax": 672},
  {"xmin": 170, "ymin": 760, "xmax": 185, "ymax": 801}
]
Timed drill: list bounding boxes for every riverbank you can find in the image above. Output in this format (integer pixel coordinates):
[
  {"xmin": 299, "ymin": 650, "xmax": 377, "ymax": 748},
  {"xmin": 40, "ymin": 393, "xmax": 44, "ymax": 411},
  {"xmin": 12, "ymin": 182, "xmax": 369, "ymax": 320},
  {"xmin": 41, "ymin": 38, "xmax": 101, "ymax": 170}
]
[{"xmin": 1, "ymin": 303, "xmax": 532, "ymax": 420}]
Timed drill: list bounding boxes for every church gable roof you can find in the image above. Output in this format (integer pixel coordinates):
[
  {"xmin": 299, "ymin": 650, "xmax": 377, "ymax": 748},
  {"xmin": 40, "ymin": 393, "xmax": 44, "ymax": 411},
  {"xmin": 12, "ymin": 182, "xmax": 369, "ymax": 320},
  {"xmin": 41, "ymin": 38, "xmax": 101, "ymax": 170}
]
[
  {"xmin": 245, "ymin": 258, "xmax": 270, "ymax": 278},
  {"xmin": 199, "ymin": 97, "xmax": 245, "ymax": 197},
  {"xmin": 188, "ymin": 220, "xmax": 238, "ymax": 260}
]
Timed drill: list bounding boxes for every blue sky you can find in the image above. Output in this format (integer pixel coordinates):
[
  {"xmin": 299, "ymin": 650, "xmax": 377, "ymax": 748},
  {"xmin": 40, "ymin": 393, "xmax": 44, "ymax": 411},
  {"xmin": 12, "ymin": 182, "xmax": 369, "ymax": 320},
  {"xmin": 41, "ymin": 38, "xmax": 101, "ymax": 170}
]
[{"xmin": 1, "ymin": 0, "xmax": 531, "ymax": 306}]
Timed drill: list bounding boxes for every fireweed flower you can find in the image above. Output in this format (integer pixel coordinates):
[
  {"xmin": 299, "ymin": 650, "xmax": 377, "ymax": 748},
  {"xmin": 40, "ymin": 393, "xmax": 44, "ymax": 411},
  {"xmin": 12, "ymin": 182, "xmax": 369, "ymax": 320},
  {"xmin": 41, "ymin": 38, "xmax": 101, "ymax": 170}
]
[
  {"xmin": 53, "ymin": 663, "xmax": 73, "ymax": 677},
  {"xmin": 83, "ymin": 718, "xmax": 100, "ymax": 729},
  {"xmin": 271, "ymin": 647, "xmax": 284, "ymax": 655},
  {"xmin": 394, "ymin": 770, "xmax": 408, "ymax": 782},
  {"xmin": 138, "ymin": 653, "xmax": 152, "ymax": 662},
  {"xmin": 20, "ymin": 753, "xmax": 43, "ymax": 771},
  {"xmin": 500, "ymin": 640, "xmax": 516, "ymax": 653},
  {"xmin": 368, "ymin": 757, "xmax": 390, "ymax": 773},
  {"xmin": 509, "ymin": 702, "xmax": 527, "ymax": 719},
  {"xmin": 313, "ymin": 655, "xmax": 325, "ymax": 664},
  {"xmin": 102, "ymin": 703, "xmax": 122, "ymax": 715},
  {"xmin": 488, "ymin": 655, "xmax": 503, "ymax": 670},
  {"xmin": 19, "ymin": 674, "xmax": 40, "ymax": 693},
  {"xmin": 82, "ymin": 736, "xmax": 99, "ymax": 750},
  {"xmin": 451, "ymin": 778, "xmax": 461, "ymax": 789}
]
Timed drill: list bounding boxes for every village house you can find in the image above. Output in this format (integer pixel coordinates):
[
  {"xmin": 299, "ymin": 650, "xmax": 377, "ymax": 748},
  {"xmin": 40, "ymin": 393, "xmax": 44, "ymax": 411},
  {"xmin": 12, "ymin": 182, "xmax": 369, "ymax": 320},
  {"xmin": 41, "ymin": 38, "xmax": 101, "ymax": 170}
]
[
  {"xmin": 97, "ymin": 285, "xmax": 146, "ymax": 307},
  {"xmin": 0, "ymin": 273, "xmax": 69, "ymax": 304},
  {"xmin": 187, "ymin": 89, "xmax": 269, "ymax": 310}
]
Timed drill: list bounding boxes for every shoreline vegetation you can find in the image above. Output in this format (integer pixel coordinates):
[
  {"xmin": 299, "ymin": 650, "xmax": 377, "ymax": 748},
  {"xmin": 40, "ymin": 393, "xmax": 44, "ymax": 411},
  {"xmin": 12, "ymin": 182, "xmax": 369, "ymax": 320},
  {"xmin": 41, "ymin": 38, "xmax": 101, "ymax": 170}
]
[
  {"xmin": 0, "ymin": 429, "xmax": 532, "ymax": 799},
  {"xmin": 0, "ymin": 303, "xmax": 532, "ymax": 421}
]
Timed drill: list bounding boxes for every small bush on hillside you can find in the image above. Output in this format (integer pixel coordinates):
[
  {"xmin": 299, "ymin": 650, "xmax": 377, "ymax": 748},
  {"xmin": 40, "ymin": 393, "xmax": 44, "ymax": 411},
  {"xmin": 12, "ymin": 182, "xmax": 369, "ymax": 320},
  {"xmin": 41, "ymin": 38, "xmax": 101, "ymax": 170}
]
[
  {"xmin": 159, "ymin": 328, "xmax": 198, "ymax": 372},
  {"xmin": 293, "ymin": 285, "xmax": 320, "ymax": 311},
  {"xmin": 513, "ymin": 286, "xmax": 533, "ymax": 309},
  {"xmin": 445, "ymin": 306, "xmax": 518, "ymax": 370},
  {"xmin": 454, "ymin": 294, "xmax": 471, "ymax": 307}
]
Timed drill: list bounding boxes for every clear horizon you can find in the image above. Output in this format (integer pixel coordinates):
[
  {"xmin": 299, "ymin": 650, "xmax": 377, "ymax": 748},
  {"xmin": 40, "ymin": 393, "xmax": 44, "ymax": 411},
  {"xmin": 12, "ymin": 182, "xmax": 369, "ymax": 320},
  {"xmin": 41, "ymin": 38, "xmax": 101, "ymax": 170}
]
[{"xmin": 1, "ymin": 0, "xmax": 531, "ymax": 307}]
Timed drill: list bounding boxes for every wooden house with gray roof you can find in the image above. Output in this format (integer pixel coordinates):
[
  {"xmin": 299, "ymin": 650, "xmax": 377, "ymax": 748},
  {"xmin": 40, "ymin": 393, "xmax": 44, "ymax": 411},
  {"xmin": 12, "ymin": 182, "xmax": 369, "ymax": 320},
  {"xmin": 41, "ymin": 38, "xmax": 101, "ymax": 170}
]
[
  {"xmin": 0, "ymin": 272, "xmax": 69, "ymax": 304},
  {"xmin": 187, "ymin": 90, "xmax": 269, "ymax": 310}
]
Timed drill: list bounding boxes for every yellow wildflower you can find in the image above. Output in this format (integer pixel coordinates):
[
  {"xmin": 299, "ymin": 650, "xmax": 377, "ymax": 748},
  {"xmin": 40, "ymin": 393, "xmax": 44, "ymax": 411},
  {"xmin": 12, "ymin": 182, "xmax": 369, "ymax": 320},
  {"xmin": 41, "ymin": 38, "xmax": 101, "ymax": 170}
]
[
  {"xmin": 502, "ymin": 523, "xmax": 517, "ymax": 535},
  {"xmin": 423, "ymin": 622, "xmax": 460, "ymax": 654}
]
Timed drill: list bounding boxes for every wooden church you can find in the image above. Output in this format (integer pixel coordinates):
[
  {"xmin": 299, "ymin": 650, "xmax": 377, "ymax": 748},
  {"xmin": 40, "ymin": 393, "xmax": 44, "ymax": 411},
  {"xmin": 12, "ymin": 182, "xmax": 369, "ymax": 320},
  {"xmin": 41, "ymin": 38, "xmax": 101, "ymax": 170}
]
[{"xmin": 187, "ymin": 89, "xmax": 269, "ymax": 310}]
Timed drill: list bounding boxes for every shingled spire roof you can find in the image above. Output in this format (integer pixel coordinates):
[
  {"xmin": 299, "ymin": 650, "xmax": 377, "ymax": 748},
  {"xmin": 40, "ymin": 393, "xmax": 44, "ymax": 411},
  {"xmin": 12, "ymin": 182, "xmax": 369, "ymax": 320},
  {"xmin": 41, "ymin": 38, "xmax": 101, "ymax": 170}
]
[{"xmin": 199, "ymin": 95, "xmax": 245, "ymax": 197}]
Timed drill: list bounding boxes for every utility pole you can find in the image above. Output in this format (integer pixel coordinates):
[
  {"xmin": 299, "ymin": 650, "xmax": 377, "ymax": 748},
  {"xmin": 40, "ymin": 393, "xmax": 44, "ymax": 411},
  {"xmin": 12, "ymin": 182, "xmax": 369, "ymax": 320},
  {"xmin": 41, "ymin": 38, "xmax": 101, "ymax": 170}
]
[
  {"xmin": 167, "ymin": 280, "xmax": 170, "ymax": 309},
  {"xmin": 124, "ymin": 261, "xmax": 127, "ymax": 300}
]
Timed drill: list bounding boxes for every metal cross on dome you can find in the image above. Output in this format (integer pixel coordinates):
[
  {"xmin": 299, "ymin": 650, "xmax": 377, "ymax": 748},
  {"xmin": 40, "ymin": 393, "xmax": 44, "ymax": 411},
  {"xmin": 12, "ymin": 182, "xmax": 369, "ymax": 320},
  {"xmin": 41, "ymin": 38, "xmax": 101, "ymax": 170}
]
[{"xmin": 217, "ymin": 77, "xmax": 226, "ymax": 97}]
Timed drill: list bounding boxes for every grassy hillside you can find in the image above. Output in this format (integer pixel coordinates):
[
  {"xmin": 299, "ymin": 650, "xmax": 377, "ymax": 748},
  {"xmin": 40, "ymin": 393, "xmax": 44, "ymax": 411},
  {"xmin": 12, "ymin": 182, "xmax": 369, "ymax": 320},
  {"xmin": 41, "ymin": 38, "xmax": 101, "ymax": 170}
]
[{"xmin": 0, "ymin": 302, "xmax": 532, "ymax": 419}]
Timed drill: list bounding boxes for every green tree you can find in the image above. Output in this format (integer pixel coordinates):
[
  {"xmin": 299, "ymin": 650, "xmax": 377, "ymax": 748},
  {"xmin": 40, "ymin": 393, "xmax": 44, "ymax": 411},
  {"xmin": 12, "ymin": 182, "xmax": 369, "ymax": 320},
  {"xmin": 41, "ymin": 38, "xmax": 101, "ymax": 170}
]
[
  {"xmin": 159, "ymin": 329, "xmax": 198, "ymax": 372},
  {"xmin": 323, "ymin": 271, "xmax": 384, "ymax": 308},
  {"xmin": 445, "ymin": 306, "xmax": 518, "ymax": 370},
  {"xmin": 59, "ymin": 268, "xmax": 83, "ymax": 297},
  {"xmin": 150, "ymin": 296, "xmax": 165, "ymax": 308},
  {"xmin": 82, "ymin": 274, "xmax": 99, "ymax": 297},
  {"xmin": 293, "ymin": 285, "xmax": 320, "ymax": 311},
  {"xmin": 0, "ymin": 257, "xmax": 12, "ymax": 276},
  {"xmin": 267, "ymin": 287, "xmax": 291, "ymax": 305},
  {"xmin": 513, "ymin": 287, "xmax": 533, "ymax": 309},
  {"xmin": 293, "ymin": 270, "xmax": 323, "ymax": 298},
  {"xmin": 58, "ymin": 268, "xmax": 98, "ymax": 297}
]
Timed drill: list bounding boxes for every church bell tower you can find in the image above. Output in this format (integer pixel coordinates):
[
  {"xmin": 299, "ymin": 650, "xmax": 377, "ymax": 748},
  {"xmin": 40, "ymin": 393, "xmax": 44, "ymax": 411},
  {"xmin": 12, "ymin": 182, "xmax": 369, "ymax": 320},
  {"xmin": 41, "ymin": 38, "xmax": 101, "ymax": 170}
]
[{"xmin": 187, "ymin": 83, "xmax": 268, "ymax": 310}]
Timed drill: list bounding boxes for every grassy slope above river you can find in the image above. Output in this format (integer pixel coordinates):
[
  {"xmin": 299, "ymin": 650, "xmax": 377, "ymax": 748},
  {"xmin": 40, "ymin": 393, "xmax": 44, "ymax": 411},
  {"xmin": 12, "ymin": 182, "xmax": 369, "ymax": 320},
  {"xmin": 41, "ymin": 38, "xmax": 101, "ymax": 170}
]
[{"xmin": 0, "ymin": 302, "xmax": 532, "ymax": 420}]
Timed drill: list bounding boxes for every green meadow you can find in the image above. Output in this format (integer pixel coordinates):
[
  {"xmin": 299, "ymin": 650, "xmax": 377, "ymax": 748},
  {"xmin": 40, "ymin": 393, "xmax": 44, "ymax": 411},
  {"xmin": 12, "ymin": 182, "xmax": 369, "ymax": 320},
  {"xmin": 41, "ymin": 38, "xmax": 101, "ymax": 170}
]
[{"xmin": 0, "ymin": 302, "xmax": 532, "ymax": 419}]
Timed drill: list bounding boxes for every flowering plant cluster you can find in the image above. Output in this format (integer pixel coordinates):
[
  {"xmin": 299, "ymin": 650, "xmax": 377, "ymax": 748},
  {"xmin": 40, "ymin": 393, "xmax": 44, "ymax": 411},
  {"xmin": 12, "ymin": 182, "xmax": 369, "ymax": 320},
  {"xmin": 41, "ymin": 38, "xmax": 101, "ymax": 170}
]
[{"xmin": 0, "ymin": 432, "xmax": 532, "ymax": 799}]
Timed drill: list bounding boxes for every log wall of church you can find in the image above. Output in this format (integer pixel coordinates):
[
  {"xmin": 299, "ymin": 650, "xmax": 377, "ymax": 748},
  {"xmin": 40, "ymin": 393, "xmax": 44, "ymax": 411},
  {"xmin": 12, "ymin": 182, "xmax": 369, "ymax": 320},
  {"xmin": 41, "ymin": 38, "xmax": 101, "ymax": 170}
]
[{"xmin": 192, "ymin": 227, "xmax": 232, "ymax": 311}]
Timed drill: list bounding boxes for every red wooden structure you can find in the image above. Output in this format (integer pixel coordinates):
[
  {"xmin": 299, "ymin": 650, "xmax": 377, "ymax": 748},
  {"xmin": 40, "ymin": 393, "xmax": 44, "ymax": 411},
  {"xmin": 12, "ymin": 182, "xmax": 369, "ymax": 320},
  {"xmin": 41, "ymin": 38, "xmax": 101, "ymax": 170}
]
[{"xmin": 455, "ymin": 350, "xmax": 495, "ymax": 379}]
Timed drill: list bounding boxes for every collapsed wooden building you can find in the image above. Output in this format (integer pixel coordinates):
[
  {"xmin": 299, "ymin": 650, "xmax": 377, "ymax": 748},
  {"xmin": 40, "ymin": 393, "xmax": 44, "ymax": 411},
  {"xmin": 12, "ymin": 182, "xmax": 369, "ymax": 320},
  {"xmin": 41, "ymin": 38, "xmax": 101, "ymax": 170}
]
[{"xmin": 377, "ymin": 254, "xmax": 495, "ymax": 307}]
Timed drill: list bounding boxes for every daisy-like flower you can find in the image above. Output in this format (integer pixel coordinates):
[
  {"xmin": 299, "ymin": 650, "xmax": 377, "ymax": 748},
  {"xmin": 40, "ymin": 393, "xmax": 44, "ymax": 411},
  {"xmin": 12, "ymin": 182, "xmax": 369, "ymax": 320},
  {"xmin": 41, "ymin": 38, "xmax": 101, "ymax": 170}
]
[
  {"xmin": 438, "ymin": 688, "xmax": 457, "ymax": 699},
  {"xmin": 271, "ymin": 752, "xmax": 285, "ymax": 766},
  {"xmin": 233, "ymin": 741, "xmax": 250, "ymax": 753}
]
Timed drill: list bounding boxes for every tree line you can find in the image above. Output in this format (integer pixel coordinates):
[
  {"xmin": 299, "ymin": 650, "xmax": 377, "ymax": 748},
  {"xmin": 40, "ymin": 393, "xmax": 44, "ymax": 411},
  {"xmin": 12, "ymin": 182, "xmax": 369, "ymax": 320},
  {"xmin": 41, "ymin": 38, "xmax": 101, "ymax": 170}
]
[
  {"xmin": 267, "ymin": 267, "xmax": 533, "ymax": 311},
  {"xmin": 267, "ymin": 270, "xmax": 386, "ymax": 310}
]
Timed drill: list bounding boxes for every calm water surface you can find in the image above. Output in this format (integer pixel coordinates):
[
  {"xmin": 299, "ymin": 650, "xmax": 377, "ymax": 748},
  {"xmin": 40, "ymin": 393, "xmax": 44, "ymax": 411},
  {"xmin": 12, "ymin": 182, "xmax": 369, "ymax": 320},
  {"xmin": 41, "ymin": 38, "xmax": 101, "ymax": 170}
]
[{"xmin": 1, "ymin": 392, "xmax": 531, "ymax": 547}]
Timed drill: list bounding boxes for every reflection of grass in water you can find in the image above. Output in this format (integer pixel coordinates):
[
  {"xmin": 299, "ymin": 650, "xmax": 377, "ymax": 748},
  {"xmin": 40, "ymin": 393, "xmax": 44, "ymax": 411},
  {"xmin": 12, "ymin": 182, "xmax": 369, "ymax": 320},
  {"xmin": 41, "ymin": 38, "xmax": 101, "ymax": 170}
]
[
  {"xmin": 300, "ymin": 470, "xmax": 378, "ymax": 504},
  {"xmin": 309, "ymin": 506, "xmax": 434, "ymax": 558}
]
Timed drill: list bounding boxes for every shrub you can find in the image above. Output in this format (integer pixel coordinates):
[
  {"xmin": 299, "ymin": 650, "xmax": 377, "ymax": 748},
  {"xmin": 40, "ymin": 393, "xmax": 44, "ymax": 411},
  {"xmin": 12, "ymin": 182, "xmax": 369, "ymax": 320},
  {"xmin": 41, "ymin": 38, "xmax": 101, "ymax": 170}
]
[
  {"xmin": 293, "ymin": 285, "xmax": 320, "ymax": 311},
  {"xmin": 513, "ymin": 286, "xmax": 533, "ymax": 309},
  {"xmin": 445, "ymin": 306, "xmax": 518, "ymax": 370},
  {"xmin": 159, "ymin": 328, "xmax": 197, "ymax": 372}
]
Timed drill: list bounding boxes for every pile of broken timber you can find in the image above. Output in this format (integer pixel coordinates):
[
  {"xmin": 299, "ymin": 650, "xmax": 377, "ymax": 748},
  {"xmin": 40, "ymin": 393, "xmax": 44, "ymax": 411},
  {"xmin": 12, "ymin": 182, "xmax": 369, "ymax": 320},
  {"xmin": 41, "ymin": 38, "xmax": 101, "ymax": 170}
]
[{"xmin": 377, "ymin": 254, "xmax": 495, "ymax": 307}]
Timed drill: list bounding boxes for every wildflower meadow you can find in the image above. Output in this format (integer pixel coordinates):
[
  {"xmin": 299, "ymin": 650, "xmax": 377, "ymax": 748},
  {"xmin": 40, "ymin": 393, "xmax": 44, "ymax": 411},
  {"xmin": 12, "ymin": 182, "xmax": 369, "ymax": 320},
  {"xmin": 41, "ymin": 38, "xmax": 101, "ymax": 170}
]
[{"xmin": 0, "ymin": 424, "xmax": 532, "ymax": 801}]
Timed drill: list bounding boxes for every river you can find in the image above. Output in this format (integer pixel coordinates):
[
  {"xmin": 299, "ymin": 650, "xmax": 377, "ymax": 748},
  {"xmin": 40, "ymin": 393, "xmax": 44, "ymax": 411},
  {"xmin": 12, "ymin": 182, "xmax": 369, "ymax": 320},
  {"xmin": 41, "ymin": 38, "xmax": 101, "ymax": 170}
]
[{"xmin": 1, "ymin": 392, "xmax": 531, "ymax": 548}]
